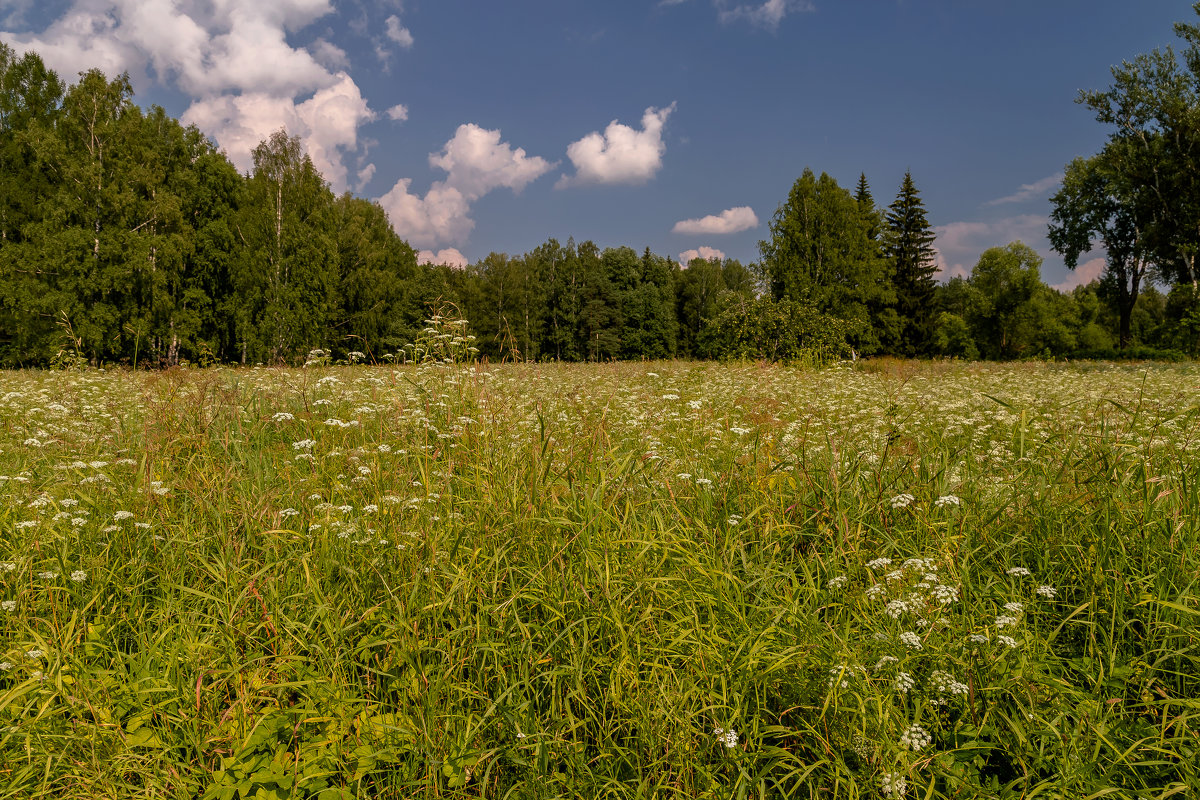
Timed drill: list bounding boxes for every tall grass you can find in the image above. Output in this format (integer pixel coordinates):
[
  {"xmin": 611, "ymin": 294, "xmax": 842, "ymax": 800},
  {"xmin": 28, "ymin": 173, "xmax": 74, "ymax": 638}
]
[{"xmin": 0, "ymin": 359, "xmax": 1198, "ymax": 798}]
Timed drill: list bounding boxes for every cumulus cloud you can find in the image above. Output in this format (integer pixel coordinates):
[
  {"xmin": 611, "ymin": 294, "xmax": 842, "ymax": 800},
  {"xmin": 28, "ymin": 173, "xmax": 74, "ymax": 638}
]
[
  {"xmin": 673, "ymin": 206, "xmax": 758, "ymax": 235},
  {"xmin": 386, "ymin": 103, "xmax": 409, "ymax": 122},
  {"xmin": 418, "ymin": 248, "xmax": 470, "ymax": 269},
  {"xmin": 679, "ymin": 246, "xmax": 726, "ymax": 265},
  {"xmin": 1, "ymin": 0, "xmax": 380, "ymax": 192},
  {"xmin": 558, "ymin": 103, "xmax": 676, "ymax": 188},
  {"xmin": 933, "ymin": 214, "xmax": 1051, "ymax": 280},
  {"xmin": 984, "ymin": 173, "xmax": 1064, "ymax": 207},
  {"xmin": 384, "ymin": 14, "xmax": 414, "ymax": 48},
  {"xmin": 430, "ymin": 123, "xmax": 556, "ymax": 199},
  {"xmin": 183, "ymin": 72, "xmax": 373, "ymax": 189},
  {"xmin": 379, "ymin": 124, "xmax": 554, "ymax": 249}
]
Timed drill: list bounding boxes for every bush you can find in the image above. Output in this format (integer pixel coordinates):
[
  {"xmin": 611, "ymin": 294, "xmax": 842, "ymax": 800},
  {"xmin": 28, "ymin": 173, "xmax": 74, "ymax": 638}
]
[{"xmin": 698, "ymin": 296, "xmax": 854, "ymax": 364}]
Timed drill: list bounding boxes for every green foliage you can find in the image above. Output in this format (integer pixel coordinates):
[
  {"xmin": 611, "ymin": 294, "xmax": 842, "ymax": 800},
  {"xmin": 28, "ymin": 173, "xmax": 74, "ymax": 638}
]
[{"xmin": 698, "ymin": 295, "xmax": 854, "ymax": 363}]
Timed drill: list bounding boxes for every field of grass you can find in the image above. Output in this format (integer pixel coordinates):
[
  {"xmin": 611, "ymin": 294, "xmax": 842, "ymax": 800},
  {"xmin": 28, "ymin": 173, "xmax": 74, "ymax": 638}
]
[{"xmin": 1, "ymin": 356, "xmax": 1199, "ymax": 798}]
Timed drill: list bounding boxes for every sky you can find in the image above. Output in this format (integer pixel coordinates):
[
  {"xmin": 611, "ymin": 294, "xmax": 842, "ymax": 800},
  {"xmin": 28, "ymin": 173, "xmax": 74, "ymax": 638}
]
[{"xmin": 0, "ymin": 0, "xmax": 1193, "ymax": 288}]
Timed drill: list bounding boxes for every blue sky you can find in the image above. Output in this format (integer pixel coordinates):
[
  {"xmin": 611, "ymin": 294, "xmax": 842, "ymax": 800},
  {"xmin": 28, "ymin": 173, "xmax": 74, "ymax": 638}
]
[{"xmin": 0, "ymin": 0, "xmax": 1192, "ymax": 287}]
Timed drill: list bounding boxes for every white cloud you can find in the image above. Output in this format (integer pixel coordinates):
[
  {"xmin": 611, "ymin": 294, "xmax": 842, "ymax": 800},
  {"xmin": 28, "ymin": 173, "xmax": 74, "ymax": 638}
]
[
  {"xmin": 182, "ymin": 72, "xmax": 374, "ymax": 190},
  {"xmin": 418, "ymin": 248, "xmax": 470, "ymax": 269},
  {"xmin": 379, "ymin": 180, "xmax": 473, "ymax": 249},
  {"xmin": 355, "ymin": 163, "xmax": 376, "ymax": 193},
  {"xmin": 679, "ymin": 246, "xmax": 726, "ymax": 265},
  {"xmin": 673, "ymin": 206, "xmax": 758, "ymax": 235},
  {"xmin": 558, "ymin": 103, "xmax": 676, "ymax": 188},
  {"xmin": 1, "ymin": 0, "xmax": 377, "ymax": 192},
  {"xmin": 384, "ymin": 14, "xmax": 413, "ymax": 48},
  {"xmin": 933, "ymin": 214, "xmax": 1050, "ymax": 280},
  {"xmin": 984, "ymin": 173, "xmax": 1064, "ymax": 207},
  {"xmin": 429, "ymin": 123, "xmax": 556, "ymax": 199},
  {"xmin": 718, "ymin": 0, "xmax": 812, "ymax": 28},
  {"xmin": 386, "ymin": 103, "xmax": 409, "ymax": 122},
  {"xmin": 379, "ymin": 124, "xmax": 554, "ymax": 249}
]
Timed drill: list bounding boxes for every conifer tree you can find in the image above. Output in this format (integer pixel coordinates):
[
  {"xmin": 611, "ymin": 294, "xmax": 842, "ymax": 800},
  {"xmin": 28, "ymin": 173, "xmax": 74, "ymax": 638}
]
[{"xmin": 885, "ymin": 171, "xmax": 938, "ymax": 354}]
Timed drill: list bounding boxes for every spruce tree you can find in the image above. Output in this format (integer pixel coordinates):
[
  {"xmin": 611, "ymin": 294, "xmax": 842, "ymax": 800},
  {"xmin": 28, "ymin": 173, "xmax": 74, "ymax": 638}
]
[{"xmin": 886, "ymin": 171, "xmax": 938, "ymax": 355}]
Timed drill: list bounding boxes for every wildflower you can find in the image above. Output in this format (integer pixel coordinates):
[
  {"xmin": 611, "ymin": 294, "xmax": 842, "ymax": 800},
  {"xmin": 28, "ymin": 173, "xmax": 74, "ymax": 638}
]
[
  {"xmin": 0, "ymin": 661, "xmax": 11, "ymax": 671},
  {"xmin": 889, "ymin": 493, "xmax": 914, "ymax": 509},
  {"xmin": 1, "ymin": 600, "xmax": 15, "ymax": 612},
  {"xmin": 866, "ymin": 584, "xmax": 887, "ymax": 600},
  {"xmin": 967, "ymin": 633, "xmax": 989, "ymax": 644},
  {"xmin": 930, "ymin": 671, "xmax": 969, "ymax": 696},
  {"xmin": 1036, "ymin": 584, "xmax": 1057, "ymax": 598},
  {"xmin": 1006, "ymin": 566, "xmax": 1031, "ymax": 577},
  {"xmin": 292, "ymin": 439, "xmax": 317, "ymax": 450},
  {"xmin": 280, "ymin": 508, "xmax": 299, "ymax": 518},
  {"xmin": 899, "ymin": 724, "xmax": 931, "ymax": 751},
  {"xmin": 726, "ymin": 515, "xmax": 742, "ymax": 526},
  {"xmin": 69, "ymin": 570, "xmax": 87, "ymax": 582},
  {"xmin": 0, "ymin": 562, "xmax": 15, "ymax": 573},
  {"xmin": 932, "ymin": 584, "xmax": 958, "ymax": 605},
  {"xmin": 995, "ymin": 615, "xmax": 1019, "ymax": 629},
  {"xmin": 881, "ymin": 772, "xmax": 908, "ymax": 797},
  {"xmin": 114, "ymin": 510, "xmax": 134, "ymax": 521},
  {"xmin": 873, "ymin": 655, "xmax": 898, "ymax": 671},
  {"xmin": 1003, "ymin": 602, "xmax": 1024, "ymax": 614},
  {"xmin": 828, "ymin": 575, "xmax": 848, "ymax": 589},
  {"xmin": 900, "ymin": 631, "xmax": 922, "ymax": 650},
  {"xmin": 895, "ymin": 672, "xmax": 916, "ymax": 693},
  {"xmin": 998, "ymin": 635, "xmax": 1019, "ymax": 648},
  {"xmin": 271, "ymin": 412, "xmax": 295, "ymax": 422},
  {"xmin": 37, "ymin": 571, "xmax": 59, "ymax": 580},
  {"xmin": 713, "ymin": 726, "xmax": 739, "ymax": 749},
  {"xmin": 885, "ymin": 599, "xmax": 909, "ymax": 618},
  {"xmin": 866, "ymin": 557, "xmax": 892, "ymax": 570},
  {"xmin": 933, "ymin": 494, "xmax": 961, "ymax": 508},
  {"xmin": 26, "ymin": 649, "xmax": 42, "ymax": 660}
]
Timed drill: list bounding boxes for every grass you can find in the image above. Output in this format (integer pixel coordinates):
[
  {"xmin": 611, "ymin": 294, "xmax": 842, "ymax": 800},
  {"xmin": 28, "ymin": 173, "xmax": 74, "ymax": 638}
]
[{"xmin": 1, "ymin": 357, "xmax": 1198, "ymax": 798}]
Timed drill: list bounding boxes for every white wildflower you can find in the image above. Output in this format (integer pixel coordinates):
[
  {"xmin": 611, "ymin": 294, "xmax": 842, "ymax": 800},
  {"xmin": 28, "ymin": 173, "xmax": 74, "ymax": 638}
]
[
  {"xmin": 899, "ymin": 724, "xmax": 931, "ymax": 751},
  {"xmin": 900, "ymin": 631, "xmax": 922, "ymax": 650}
]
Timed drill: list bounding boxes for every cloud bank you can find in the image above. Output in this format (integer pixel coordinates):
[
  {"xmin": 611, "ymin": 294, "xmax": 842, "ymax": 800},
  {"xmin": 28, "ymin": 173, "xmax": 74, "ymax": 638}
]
[
  {"xmin": 673, "ymin": 206, "xmax": 758, "ymax": 235},
  {"xmin": 558, "ymin": 103, "xmax": 676, "ymax": 188}
]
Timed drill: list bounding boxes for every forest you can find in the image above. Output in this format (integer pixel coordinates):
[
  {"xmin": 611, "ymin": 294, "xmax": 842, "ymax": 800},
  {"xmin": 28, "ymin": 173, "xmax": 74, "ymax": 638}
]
[{"xmin": 2, "ymin": 44, "xmax": 1198, "ymax": 367}]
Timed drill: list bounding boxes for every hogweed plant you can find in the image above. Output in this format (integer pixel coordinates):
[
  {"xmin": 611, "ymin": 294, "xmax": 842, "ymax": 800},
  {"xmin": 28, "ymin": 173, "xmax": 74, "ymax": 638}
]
[{"xmin": 0, "ymin": 359, "xmax": 1198, "ymax": 797}]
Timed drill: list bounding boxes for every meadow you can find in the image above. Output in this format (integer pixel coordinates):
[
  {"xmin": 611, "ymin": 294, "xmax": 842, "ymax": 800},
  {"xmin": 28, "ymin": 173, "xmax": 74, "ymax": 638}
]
[{"xmin": 1, "ymin": 352, "xmax": 1198, "ymax": 798}]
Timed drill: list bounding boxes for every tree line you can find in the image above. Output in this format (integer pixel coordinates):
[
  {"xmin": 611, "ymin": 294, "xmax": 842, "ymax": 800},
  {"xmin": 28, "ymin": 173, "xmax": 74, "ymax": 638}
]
[{"xmin": 3, "ymin": 27, "xmax": 1199, "ymax": 367}]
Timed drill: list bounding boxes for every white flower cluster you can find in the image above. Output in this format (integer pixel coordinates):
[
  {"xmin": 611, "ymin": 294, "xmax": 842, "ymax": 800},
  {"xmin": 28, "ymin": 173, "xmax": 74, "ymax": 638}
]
[
  {"xmin": 933, "ymin": 494, "xmax": 961, "ymax": 508},
  {"xmin": 899, "ymin": 724, "xmax": 932, "ymax": 751},
  {"xmin": 881, "ymin": 772, "xmax": 908, "ymax": 797},
  {"xmin": 713, "ymin": 726, "xmax": 739, "ymax": 749},
  {"xmin": 895, "ymin": 671, "xmax": 916, "ymax": 693},
  {"xmin": 828, "ymin": 575, "xmax": 848, "ymax": 589},
  {"xmin": 900, "ymin": 631, "xmax": 922, "ymax": 650},
  {"xmin": 930, "ymin": 670, "xmax": 968, "ymax": 697},
  {"xmin": 889, "ymin": 493, "xmax": 915, "ymax": 509}
]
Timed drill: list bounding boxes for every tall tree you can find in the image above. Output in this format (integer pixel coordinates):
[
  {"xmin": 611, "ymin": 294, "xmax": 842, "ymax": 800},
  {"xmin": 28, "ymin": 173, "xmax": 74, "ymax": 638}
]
[
  {"xmin": 885, "ymin": 171, "xmax": 938, "ymax": 354},
  {"xmin": 1075, "ymin": 2, "xmax": 1200, "ymax": 290},
  {"xmin": 233, "ymin": 130, "xmax": 337, "ymax": 363},
  {"xmin": 758, "ymin": 168, "xmax": 890, "ymax": 352},
  {"xmin": 1048, "ymin": 154, "xmax": 1150, "ymax": 348}
]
